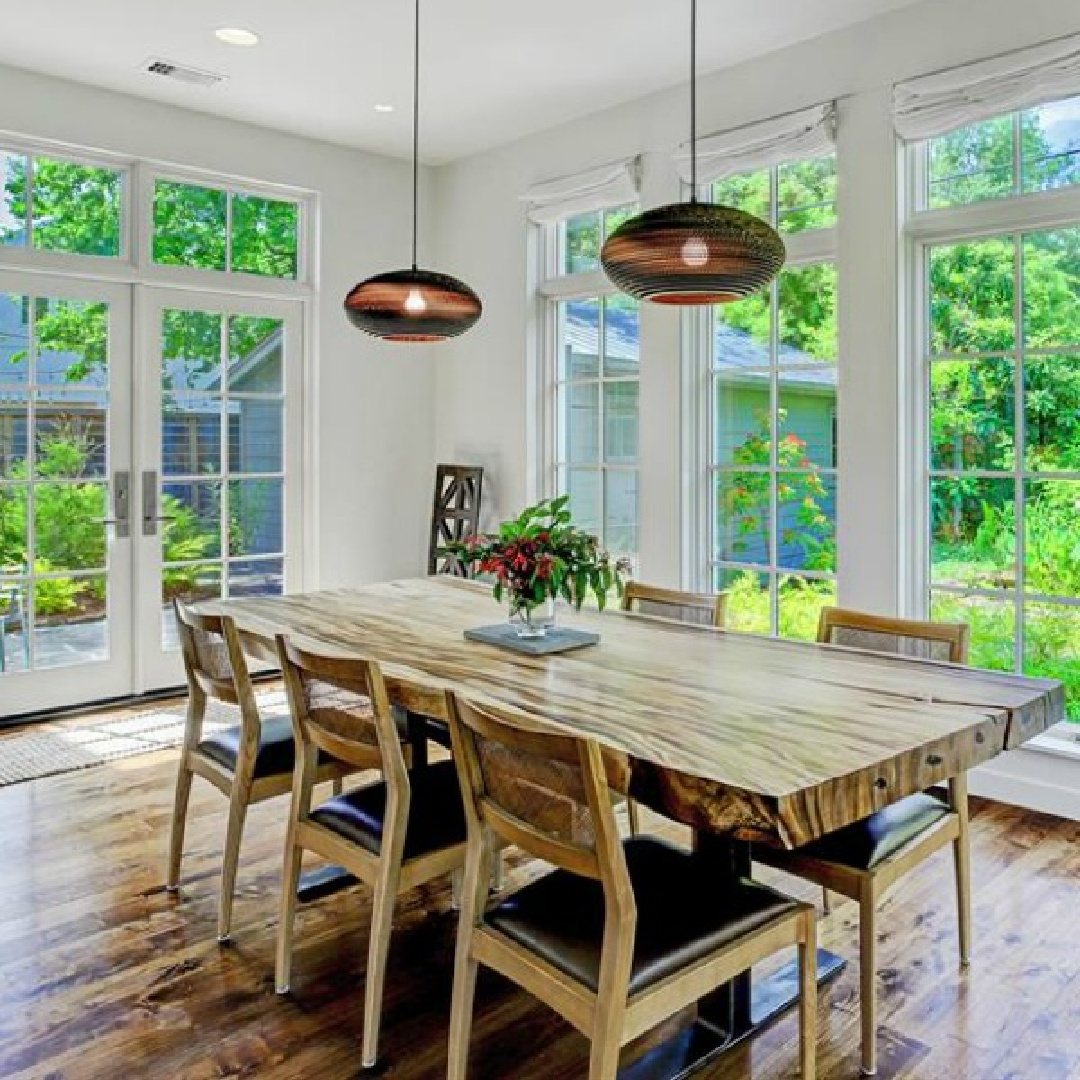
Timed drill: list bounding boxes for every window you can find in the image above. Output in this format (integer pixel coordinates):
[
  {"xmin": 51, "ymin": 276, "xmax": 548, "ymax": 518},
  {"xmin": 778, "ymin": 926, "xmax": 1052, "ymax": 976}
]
[
  {"xmin": 927, "ymin": 93, "xmax": 1080, "ymax": 208},
  {"xmin": 0, "ymin": 151, "xmax": 122, "ymax": 257},
  {"xmin": 705, "ymin": 156, "xmax": 838, "ymax": 639},
  {"xmin": 152, "ymin": 179, "xmax": 300, "ymax": 279},
  {"xmin": 911, "ymin": 97, "xmax": 1080, "ymax": 719},
  {"xmin": 543, "ymin": 206, "xmax": 640, "ymax": 570}
]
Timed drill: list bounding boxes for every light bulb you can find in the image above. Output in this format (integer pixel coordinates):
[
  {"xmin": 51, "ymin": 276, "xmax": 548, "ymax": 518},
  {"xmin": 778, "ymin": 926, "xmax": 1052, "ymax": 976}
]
[
  {"xmin": 404, "ymin": 287, "xmax": 427, "ymax": 315},
  {"xmin": 681, "ymin": 235, "xmax": 709, "ymax": 268}
]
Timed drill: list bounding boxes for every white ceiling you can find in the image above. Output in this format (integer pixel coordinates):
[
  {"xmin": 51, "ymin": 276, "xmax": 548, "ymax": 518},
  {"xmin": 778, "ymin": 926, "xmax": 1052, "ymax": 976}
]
[{"xmin": 0, "ymin": 0, "xmax": 926, "ymax": 163}]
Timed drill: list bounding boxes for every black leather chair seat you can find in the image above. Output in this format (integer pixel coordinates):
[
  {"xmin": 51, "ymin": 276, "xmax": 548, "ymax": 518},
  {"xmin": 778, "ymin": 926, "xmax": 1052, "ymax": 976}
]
[
  {"xmin": 199, "ymin": 715, "xmax": 300, "ymax": 778},
  {"xmin": 308, "ymin": 759, "xmax": 467, "ymax": 860},
  {"xmin": 796, "ymin": 792, "xmax": 953, "ymax": 871},
  {"xmin": 485, "ymin": 836, "xmax": 799, "ymax": 995}
]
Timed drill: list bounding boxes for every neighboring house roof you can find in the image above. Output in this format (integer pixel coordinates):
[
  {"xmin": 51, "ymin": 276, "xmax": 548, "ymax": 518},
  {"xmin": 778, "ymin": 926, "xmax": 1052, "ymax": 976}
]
[{"xmin": 565, "ymin": 300, "xmax": 837, "ymax": 392}]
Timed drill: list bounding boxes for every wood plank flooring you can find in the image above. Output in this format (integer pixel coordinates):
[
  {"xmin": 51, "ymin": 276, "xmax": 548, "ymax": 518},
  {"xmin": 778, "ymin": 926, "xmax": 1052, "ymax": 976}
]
[{"xmin": 1, "ymin": 732, "xmax": 1079, "ymax": 1079}]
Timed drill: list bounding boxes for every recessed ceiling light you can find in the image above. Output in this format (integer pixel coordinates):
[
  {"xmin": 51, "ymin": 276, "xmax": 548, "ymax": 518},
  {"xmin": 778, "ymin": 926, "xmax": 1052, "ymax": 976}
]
[
  {"xmin": 374, "ymin": 104, "xmax": 395, "ymax": 114},
  {"xmin": 215, "ymin": 27, "xmax": 260, "ymax": 47}
]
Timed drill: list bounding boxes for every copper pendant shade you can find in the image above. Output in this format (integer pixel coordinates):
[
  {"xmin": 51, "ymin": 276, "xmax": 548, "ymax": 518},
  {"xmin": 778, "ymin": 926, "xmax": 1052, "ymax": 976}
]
[
  {"xmin": 600, "ymin": 0, "xmax": 785, "ymax": 305},
  {"xmin": 344, "ymin": 0, "xmax": 481, "ymax": 342},
  {"xmin": 344, "ymin": 268, "xmax": 481, "ymax": 341}
]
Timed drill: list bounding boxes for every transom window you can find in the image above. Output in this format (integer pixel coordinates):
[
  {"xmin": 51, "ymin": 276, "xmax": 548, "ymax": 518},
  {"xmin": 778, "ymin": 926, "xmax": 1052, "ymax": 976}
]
[
  {"xmin": 0, "ymin": 151, "xmax": 122, "ymax": 258},
  {"xmin": 705, "ymin": 155, "xmax": 839, "ymax": 639},
  {"xmin": 926, "ymin": 93, "xmax": 1080, "ymax": 208},
  {"xmin": 152, "ymin": 180, "xmax": 300, "ymax": 280}
]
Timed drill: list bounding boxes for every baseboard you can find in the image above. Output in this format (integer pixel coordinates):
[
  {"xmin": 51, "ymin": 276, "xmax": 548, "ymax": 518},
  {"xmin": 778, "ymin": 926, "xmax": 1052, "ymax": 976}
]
[{"xmin": 969, "ymin": 746, "xmax": 1080, "ymax": 822}]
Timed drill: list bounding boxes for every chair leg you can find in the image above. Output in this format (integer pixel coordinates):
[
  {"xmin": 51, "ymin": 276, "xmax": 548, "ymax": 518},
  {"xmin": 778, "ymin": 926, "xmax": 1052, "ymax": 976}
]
[
  {"xmin": 275, "ymin": 830, "xmax": 304, "ymax": 994},
  {"xmin": 588, "ymin": 1013, "xmax": 624, "ymax": 1080},
  {"xmin": 799, "ymin": 910, "xmax": 818, "ymax": 1080},
  {"xmin": 626, "ymin": 798, "xmax": 640, "ymax": 837},
  {"xmin": 362, "ymin": 861, "xmax": 402, "ymax": 1069},
  {"xmin": 951, "ymin": 775, "xmax": 972, "ymax": 967},
  {"xmin": 166, "ymin": 759, "xmax": 194, "ymax": 890},
  {"xmin": 446, "ymin": 943, "xmax": 480, "ymax": 1080},
  {"xmin": 217, "ymin": 781, "xmax": 251, "ymax": 943},
  {"xmin": 858, "ymin": 891, "xmax": 877, "ymax": 1077},
  {"xmin": 822, "ymin": 887, "xmax": 832, "ymax": 916}
]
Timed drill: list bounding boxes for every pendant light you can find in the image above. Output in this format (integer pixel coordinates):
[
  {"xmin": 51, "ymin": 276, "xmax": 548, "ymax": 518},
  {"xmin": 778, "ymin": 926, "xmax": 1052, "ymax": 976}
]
[
  {"xmin": 344, "ymin": 0, "xmax": 481, "ymax": 341},
  {"xmin": 600, "ymin": 0, "xmax": 785, "ymax": 305}
]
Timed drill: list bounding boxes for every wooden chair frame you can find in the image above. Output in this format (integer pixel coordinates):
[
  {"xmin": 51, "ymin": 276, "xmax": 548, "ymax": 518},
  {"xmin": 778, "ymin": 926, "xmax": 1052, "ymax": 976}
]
[
  {"xmin": 274, "ymin": 640, "xmax": 466, "ymax": 1070},
  {"xmin": 445, "ymin": 693, "xmax": 817, "ymax": 1080},
  {"xmin": 166, "ymin": 599, "xmax": 350, "ymax": 942},
  {"xmin": 620, "ymin": 582, "xmax": 726, "ymax": 835},
  {"xmin": 756, "ymin": 605, "xmax": 972, "ymax": 1077},
  {"xmin": 620, "ymin": 582, "xmax": 727, "ymax": 629}
]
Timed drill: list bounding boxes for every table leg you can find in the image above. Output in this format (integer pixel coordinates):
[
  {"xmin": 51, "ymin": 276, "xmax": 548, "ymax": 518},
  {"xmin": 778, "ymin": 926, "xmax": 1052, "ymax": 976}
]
[{"xmin": 618, "ymin": 834, "xmax": 844, "ymax": 1080}]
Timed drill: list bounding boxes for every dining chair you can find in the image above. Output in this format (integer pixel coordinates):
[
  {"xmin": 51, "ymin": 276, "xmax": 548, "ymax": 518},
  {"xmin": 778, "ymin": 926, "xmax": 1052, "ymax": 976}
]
[
  {"xmin": 445, "ymin": 691, "xmax": 817, "ymax": 1080},
  {"xmin": 619, "ymin": 581, "xmax": 727, "ymax": 834},
  {"xmin": 755, "ymin": 605, "xmax": 971, "ymax": 1077},
  {"xmin": 275, "ymin": 638, "xmax": 468, "ymax": 1070},
  {"xmin": 166, "ymin": 599, "xmax": 349, "ymax": 942}
]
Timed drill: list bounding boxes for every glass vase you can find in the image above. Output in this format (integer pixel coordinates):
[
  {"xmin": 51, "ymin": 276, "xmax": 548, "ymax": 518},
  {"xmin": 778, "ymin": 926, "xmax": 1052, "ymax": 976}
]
[{"xmin": 509, "ymin": 595, "xmax": 556, "ymax": 639}]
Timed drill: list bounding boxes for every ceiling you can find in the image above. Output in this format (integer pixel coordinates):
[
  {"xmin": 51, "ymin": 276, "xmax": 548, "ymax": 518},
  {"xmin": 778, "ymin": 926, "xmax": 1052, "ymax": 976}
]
[{"xmin": 0, "ymin": 0, "xmax": 927, "ymax": 164}]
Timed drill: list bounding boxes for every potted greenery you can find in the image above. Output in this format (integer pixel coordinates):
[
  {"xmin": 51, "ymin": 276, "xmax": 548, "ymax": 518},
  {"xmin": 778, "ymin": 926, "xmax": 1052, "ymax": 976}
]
[{"xmin": 442, "ymin": 496, "xmax": 630, "ymax": 638}]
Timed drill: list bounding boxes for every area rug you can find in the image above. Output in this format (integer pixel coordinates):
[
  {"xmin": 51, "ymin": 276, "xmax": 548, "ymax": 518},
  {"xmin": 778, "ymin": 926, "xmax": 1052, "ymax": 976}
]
[{"xmin": 0, "ymin": 689, "xmax": 286, "ymax": 789}]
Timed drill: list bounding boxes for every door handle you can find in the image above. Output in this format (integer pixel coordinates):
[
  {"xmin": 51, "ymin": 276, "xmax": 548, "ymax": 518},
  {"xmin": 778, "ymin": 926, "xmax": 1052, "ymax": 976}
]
[{"xmin": 107, "ymin": 470, "xmax": 131, "ymax": 539}]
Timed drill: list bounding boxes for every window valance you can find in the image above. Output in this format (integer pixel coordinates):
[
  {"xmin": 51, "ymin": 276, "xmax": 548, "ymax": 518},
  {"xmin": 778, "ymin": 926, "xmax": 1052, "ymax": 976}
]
[
  {"xmin": 522, "ymin": 157, "xmax": 640, "ymax": 225},
  {"xmin": 894, "ymin": 33, "xmax": 1080, "ymax": 140},
  {"xmin": 673, "ymin": 103, "xmax": 837, "ymax": 186}
]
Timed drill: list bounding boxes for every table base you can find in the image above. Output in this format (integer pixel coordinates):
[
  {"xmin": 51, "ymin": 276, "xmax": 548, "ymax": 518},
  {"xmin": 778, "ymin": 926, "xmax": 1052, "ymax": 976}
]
[{"xmin": 620, "ymin": 948, "xmax": 845, "ymax": 1080}]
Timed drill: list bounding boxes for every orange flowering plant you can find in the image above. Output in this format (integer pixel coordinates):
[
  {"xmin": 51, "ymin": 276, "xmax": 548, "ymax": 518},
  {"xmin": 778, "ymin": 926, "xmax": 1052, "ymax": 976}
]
[{"xmin": 442, "ymin": 495, "xmax": 630, "ymax": 620}]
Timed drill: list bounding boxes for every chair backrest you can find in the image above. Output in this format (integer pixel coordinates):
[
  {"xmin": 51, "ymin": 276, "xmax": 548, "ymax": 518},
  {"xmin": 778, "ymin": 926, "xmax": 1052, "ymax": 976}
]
[
  {"xmin": 447, "ymin": 692, "xmax": 630, "ymax": 889},
  {"xmin": 817, "ymin": 607, "xmax": 969, "ymax": 664},
  {"xmin": 429, "ymin": 464, "xmax": 484, "ymax": 577},
  {"xmin": 277, "ymin": 638, "xmax": 405, "ymax": 779},
  {"xmin": 621, "ymin": 582, "xmax": 726, "ymax": 628},
  {"xmin": 174, "ymin": 598, "xmax": 252, "ymax": 707}
]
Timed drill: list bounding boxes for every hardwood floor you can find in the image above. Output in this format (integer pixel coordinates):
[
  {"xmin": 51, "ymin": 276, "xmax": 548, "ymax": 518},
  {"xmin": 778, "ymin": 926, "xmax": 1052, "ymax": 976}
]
[{"xmin": 1, "ymin": 742, "xmax": 1079, "ymax": 1080}]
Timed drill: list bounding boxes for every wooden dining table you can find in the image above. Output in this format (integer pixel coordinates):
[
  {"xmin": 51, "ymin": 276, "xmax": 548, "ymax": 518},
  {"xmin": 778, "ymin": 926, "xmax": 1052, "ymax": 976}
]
[{"xmin": 214, "ymin": 576, "xmax": 1064, "ymax": 1079}]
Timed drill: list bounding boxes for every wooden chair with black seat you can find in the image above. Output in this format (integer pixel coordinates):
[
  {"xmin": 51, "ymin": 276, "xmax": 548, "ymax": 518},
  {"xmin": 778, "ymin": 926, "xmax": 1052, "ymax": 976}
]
[
  {"xmin": 754, "ymin": 606, "xmax": 972, "ymax": 1077},
  {"xmin": 167, "ymin": 599, "xmax": 351, "ymax": 942},
  {"xmin": 619, "ymin": 582, "xmax": 727, "ymax": 834},
  {"xmin": 274, "ymin": 639, "xmax": 468, "ymax": 1071},
  {"xmin": 445, "ymin": 691, "xmax": 818, "ymax": 1080}
]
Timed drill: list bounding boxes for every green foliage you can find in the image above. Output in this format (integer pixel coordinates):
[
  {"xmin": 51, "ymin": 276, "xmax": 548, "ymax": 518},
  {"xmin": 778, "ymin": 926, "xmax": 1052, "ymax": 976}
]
[
  {"xmin": 442, "ymin": 495, "xmax": 630, "ymax": 615},
  {"xmin": 723, "ymin": 571, "xmax": 836, "ymax": 641}
]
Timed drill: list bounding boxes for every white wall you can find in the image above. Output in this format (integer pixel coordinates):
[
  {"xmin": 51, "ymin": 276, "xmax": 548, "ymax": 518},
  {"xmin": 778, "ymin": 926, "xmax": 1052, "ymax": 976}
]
[
  {"xmin": 431, "ymin": 0, "xmax": 1080, "ymax": 611},
  {"xmin": 0, "ymin": 61, "xmax": 437, "ymax": 589}
]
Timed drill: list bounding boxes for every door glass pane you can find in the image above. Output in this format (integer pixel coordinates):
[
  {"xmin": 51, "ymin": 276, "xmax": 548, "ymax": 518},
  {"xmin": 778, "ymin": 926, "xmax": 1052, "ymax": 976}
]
[
  {"xmin": 35, "ymin": 298, "xmax": 108, "ymax": 387},
  {"xmin": 1022, "ymin": 228, "xmax": 1080, "ymax": 349},
  {"xmin": 0, "ymin": 574, "xmax": 29, "ymax": 672},
  {"xmin": 228, "ymin": 557, "xmax": 284, "ymax": 599},
  {"xmin": 931, "ymin": 590, "xmax": 1016, "ymax": 672},
  {"xmin": 229, "ymin": 478, "xmax": 283, "ymax": 557},
  {"xmin": 161, "ymin": 563, "xmax": 222, "ymax": 650},
  {"xmin": 163, "ymin": 481, "xmax": 222, "ymax": 560},
  {"xmin": 34, "ymin": 394, "xmax": 108, "ymax": 478},
  {"xmin": 779, "ymin": 576, "xmax": 837, "ymax": 641},
  {"xmin": 163, "ymin": 397, "xmax": 222, "ymax": 476},
  {"xmin": 1024, "ymin": 602, "xmax": 1080, "ymax": 719},
  {"xmin": 228, "ymin": 316, "xmax": 284, "ymax": 393},
  {"xmin": 34, "ymin": 483, "xmax": 107, "ymax": 570},
  {"xmin": 1025, "ymin": 355, "xmax": 1080, "ymax": 471},
  {"xmin": 1024, "ymin": 480, "xmax": 1080, "ymax": 599},
  {"xmin": 0, "ymin": 393, "xmax": 29, "ymax": 479},
  {"xmin": 228, "ymin": 399, "xmax": 283, "ymax": 474},
  {"xmin": 0, "ymin": 485, "xmax": 28, "ymax": 567},
  {"xmin": 33, "ymin": 572, "xmax": 107, "ymax": 669},
  {"xmin": 162, "ymin": 310, "xmax": 222, "ymax": 391},
  {"xmin": 0, "ymin": 293, "xmax": 30, "ymax": 386},
  {"xmin": 231, "ymin": 196, "xmax": 299, "ymax": 279},
  {"xmin": 153, "ymin": 181, "xmax": 228, "ymax": 270}
]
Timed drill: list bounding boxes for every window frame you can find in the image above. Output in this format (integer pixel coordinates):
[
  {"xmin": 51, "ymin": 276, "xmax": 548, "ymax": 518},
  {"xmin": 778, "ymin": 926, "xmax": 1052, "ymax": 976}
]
[
  {"xmin": 691, "ymin": 157, "xmax": 840, "ymax": 637},
  {"xmin": 904, "ymin": 105, "xmax": 1080, "ymax": 692},
  {"xmin": 536, "ymin": 204, "xmax": 641, "ymax": 569}
]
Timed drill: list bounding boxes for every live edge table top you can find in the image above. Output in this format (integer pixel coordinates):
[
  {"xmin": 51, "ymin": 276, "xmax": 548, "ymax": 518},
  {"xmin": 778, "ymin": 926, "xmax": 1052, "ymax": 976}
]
[{"xmin": 214, "ymin": 577, "xmax": 1065, "ymax": 850}]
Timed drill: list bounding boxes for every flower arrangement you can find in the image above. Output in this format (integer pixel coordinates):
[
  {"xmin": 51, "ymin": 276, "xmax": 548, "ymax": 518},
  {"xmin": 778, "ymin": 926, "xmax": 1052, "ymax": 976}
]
[{"xmin": 442, "ymin": 496, "xmax": 630, "ymax": 636}]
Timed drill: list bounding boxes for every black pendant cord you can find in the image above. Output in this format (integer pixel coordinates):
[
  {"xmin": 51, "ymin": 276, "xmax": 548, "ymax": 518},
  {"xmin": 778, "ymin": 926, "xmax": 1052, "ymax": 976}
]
[
  {"xmin": 689, "ymin": 0, "xmax": 698, "ymax": 202},
  {"xmin": 411, "ymin": 0, "xmax": 420, "ymax": 270}
]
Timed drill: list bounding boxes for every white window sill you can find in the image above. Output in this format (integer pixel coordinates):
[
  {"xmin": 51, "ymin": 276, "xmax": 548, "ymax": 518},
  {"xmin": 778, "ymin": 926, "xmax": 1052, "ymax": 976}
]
[{"xmin": 1026, "ymin": 721, "xmax": 1080, "ymax": 762}]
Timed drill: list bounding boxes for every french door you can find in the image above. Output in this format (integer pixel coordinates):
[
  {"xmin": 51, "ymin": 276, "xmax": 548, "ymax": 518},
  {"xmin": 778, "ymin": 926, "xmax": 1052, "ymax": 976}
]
[{"xmin": 0, "ymin": 276, "xmax": 302, "ymax": 716}]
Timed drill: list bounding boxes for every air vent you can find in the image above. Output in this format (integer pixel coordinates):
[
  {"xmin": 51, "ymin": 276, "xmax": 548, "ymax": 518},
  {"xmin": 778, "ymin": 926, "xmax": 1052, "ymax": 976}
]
[{"xmin": 141, "ymin": 58, "xmax": 226, "ymax": 88}]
